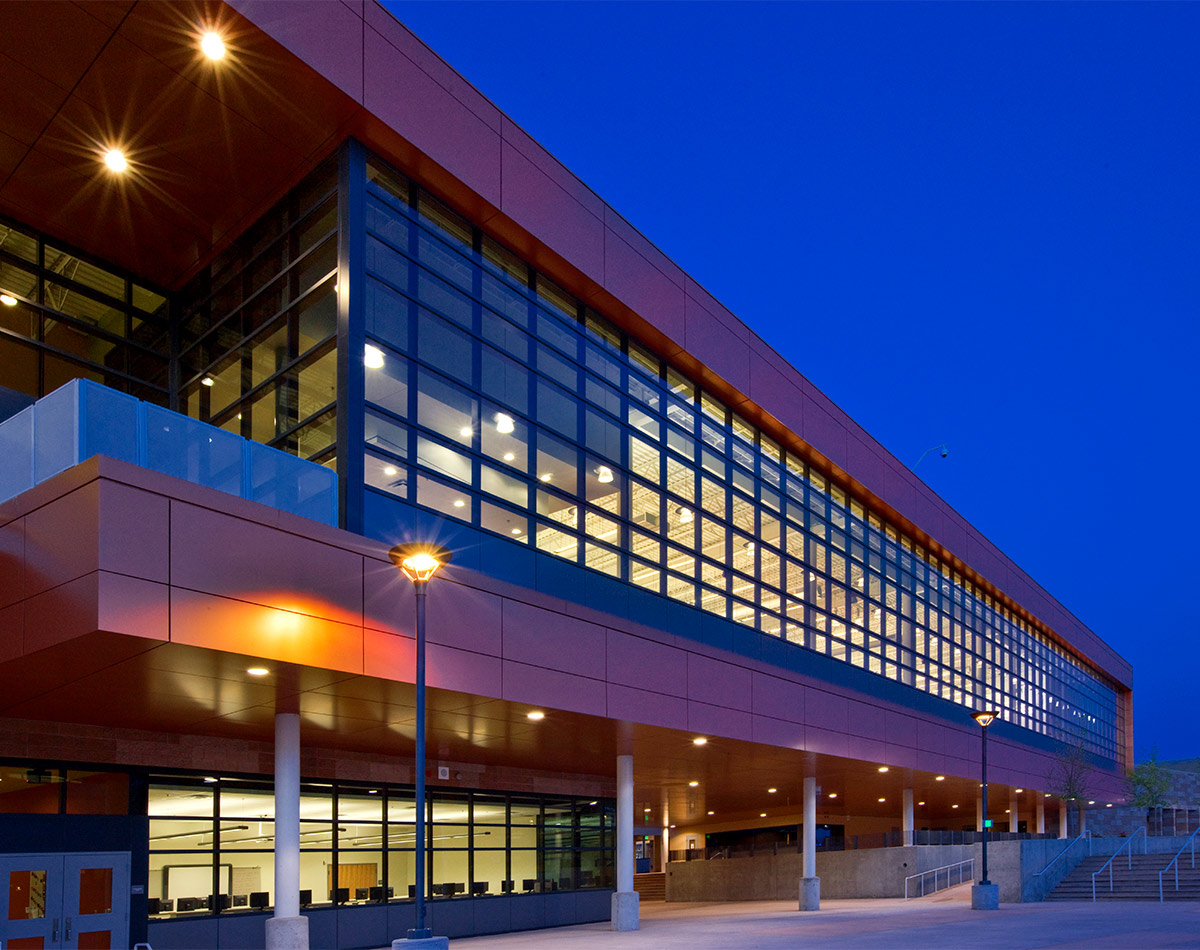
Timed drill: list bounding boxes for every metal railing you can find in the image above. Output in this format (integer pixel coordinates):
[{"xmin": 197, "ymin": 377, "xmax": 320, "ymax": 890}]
[
  {"xmin": 1033, "ymin": 831, "xmax": 1092, "ymax": 877},
  {"xmin": 1159, "ymin": 825, "xmax": 1200, "ymax": 902},
  {"xmin": 904, "ymin": 859, "xmax": 974, "ymax": 900},
  {"xmin": 1092, "ymin": 826, "xmax": 1146, "ymax": 900}
]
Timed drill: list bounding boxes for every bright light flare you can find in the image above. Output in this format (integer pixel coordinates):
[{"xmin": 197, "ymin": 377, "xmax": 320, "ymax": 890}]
[
  {"xmin": 104, "ymin": 149, "xmax": 128, "ymax": 172},
  {"xmin": 201, "ymin": 32, "xmax": 226, "ymax": 60}
]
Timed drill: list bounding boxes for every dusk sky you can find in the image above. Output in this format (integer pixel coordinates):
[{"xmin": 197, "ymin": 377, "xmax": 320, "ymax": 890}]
[{"xmin": 386, "ymin": 1, "xmax": 1199, "ymax": 763}]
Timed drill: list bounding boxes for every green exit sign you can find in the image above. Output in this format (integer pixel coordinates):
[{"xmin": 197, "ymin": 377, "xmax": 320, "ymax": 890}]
[{"xmin": 983, "ymin": 819, "xmax": 994, "ymax": 828}]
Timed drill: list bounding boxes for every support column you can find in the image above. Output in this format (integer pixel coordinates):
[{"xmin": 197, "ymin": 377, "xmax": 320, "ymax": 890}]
[
  {"xmin": 266, "ymin": 713, "xmax": 307, "ymax": 950},
  {"xmin": 1009, "ymin": 792, "xmax": 1019, "ymax": 833},
  {"xmin": 976, "ymin": 795, "xmax": 984, "ymax": 833},
  {"xmin": 902, "ymin": 788, "xmax": 914, "ymax": 846},
  {"xmin": 612, "ymin": 755, "xmax": 639, "ymax": 931},
  {"xmin": 660, "ymin": 802, "xmax": 670, "ymax": 873},
  {"xmin": 799, "ymin": 775, "xmax": 820, "ymax": 911},
  {"xmin": 1036, "ymin": 799, "xmax": 1046, "ymax": 834},
  {"xmin": 1059, "ymin": 803, "xmax": 1068, "ymax": 838}
]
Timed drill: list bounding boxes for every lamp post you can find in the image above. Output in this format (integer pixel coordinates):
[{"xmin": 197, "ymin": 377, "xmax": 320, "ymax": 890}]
[
  {"xmin": 389, "ymin": 543, "xmax": 451, "ymax": 943},
  {"xmin": 971, "ymin": 709, "xmax": 1000, "ymax": 911}
]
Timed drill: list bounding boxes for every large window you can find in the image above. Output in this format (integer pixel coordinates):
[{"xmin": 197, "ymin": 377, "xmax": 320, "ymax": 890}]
[
  {"xmin": 359, "ymin": 152, "xmax": 1121, "ymax": 763},
  {"xmin": 0, "ymin": 216, "xmax": 169, "ymax": 403},
  {"xmin": 146, "ymin": 776, "xmax": 613, "ymax": 918}
]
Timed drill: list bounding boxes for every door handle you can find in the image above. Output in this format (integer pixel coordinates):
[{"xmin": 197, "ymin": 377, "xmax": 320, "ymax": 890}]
[
  {"xmin": 65, "ymin": 916, "xmax": 72, "ymax": 939},
  {"xmin": 52, "ymin": 918, "xmax": 59, "ymax": 941}
]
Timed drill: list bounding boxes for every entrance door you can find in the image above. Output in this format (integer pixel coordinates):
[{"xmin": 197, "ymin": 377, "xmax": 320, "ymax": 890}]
[{"xmin": 0, "ymin": 853, "xmax": 129, "ymax": 950}]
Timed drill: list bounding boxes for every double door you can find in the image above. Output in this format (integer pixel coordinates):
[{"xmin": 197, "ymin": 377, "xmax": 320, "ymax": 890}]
[{"xmin": 0, "ymin": 852, "xmax": 129, "ymax": 950}]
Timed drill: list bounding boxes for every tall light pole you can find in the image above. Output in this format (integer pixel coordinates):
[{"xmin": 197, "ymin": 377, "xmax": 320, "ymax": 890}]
[
  {"xmin": 390, "ymin": 543, "xmax": 451, "ymax": 942},
  {"xmin": 971, "ymin": 709, "xmax": 1000, "ymax": 911}
]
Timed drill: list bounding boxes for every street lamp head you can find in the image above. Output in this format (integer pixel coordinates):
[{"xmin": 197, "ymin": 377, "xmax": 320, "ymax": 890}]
[
  {"xmin": 972, "ymin": 710, "xmax": 1000, "ymax": 729},
  {"xmin": 389, "ymin": 543, "xmax": 452, "ymax": 583}
]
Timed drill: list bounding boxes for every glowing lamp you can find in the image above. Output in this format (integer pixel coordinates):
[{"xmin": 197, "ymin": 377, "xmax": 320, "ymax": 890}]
[
  {"xmin": 389, "ymin": 544, "xmax": 451, "ymax": 583},
  {"xmin": 972, "ymin": 710, "xmax": 999, "ymax": 729}
]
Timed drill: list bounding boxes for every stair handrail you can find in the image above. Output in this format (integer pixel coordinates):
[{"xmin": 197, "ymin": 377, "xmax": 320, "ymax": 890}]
[
  {"xmin": 1092, "ymin": 826, "xmax": 1147, "ymax": 901},
  {"xmin": 1158, "ymin": 824, "xmax": 1200, "ymax": 902},
  {"xmin": 904, "ymin": 858, "xmax": 974, "ymax": 900},
  {"xmin": 1033, "ymin": 830, "xmax": 1092, "ymax": 877}
]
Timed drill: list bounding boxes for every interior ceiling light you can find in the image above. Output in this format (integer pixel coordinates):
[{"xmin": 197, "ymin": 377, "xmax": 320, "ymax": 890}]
[
  {"xmin": 877, "ymin": 766, "xmax": 889, "ymax": 773},
  {"xmin": 688, "ymin": 781, "xmax": 699, "ymax": 787},
  {"xmin": 952, "ymin": 804, "xmax": 960, "ymax": 809},
  {"xmin": 247, "ymin": 667, "xmax": 269, "ymax": 677},
  {"xmin": 0, "ymin": 294, "xmax": 16, "ymax": 306},
  {"xmin": 1015, "ymin": 788, "xmax": 1024, "ymax": 793},
  {"xmin": 918, "ymin": 801, "xmax": 925, "ymax": 806},
  {"xmin": 503, "ymin": 452, "xmax": 515, "ymax": 461},
  {"xmin": 676, "ymin": 506, "xmax": 694, "ymax": 524},
  {"xmin": 828, "ymin": 793, "xmax": 837, "ymax": 798},
  {"xmin": 452, "ymin": 499, "xmax": 465, "ymax": 508},
  {"xmin": 104, "ymin": 149, "xmax": 128, "ymax": 172},
  {"xmin": 200, "ymin": 31, "xmax": 226, "ymax": 60},
  {"xmin": 459, "ymin": 427, "xmax": 472, "ymax": 437},
  {"xmin": 494, "ymin": 413, "xmax": 515, "ymax": 434},
  {"xmin": 539, "ymin": 474, "xmax": 552, "ymax": 482},
  {"xmin": 383, "ymin": 466, "xmax": 397, "ymax": 477},
  {"xmin": 594, "ymin": 465, "xmax": 614, "ymax": 484},
  {"xmin": 364, "ymin": 344, "xmax": 384, "ymax": 369},
  {"xmin": 759, "ymin": 813, "xmax": 766, "ymax": 818},
  {"xmin": 692, "ymin": 737, "xmax": 707, "ymax": 746},
  {"xmin": 878, "ymin": 797, "xmax": 886, "ymax": 803},
  {"xmin": 707, "ymin": 810, "xmax": 714, "ymax": 815},
  {"xmin": 201, "ymin": 376, "xmax": 214, "ymax": 387},
  {"xmin": 526, "ymin": 711, "xmax": 544, "ymax": 721},
  {"xmin": 935, "ymin": 776, "xmax": 946, "ymax": 781},
  {"xmin": 767, "ymin": 788, "xmax": 777, "ymax": 794}
]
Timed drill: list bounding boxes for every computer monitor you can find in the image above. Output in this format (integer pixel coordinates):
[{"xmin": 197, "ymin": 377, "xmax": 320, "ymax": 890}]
[
  {"xmin": 249, "ymin": 892, "xmax": 269, "ymax": 909},
  {"xmin": 454, "ymin": 883, "xmax": 465, "ymax": 895},
  {"xmin": 208, "ymin": 894, "xmax": 231, "ymax": 910},
  {"xmin": 471, "ymin": 882, "xmax": 487, "ymax": 896},
  {"xmin": 232, "ymin": 894, "xmax": 248, "ymax": 907},
  {"xmin": 299, "ymin": 889, "xmax": 312, "ymax": 908},
  {"xmin": 331, "ymin": 887, "xmax": 349, "ymax": 903},
  {"xmin": 368, "ymin": 886, "xmax": 394, "ymax": 901},
  {"xmin": 522, "ymin": 879, "xmax": 537, "ymax": 892},
  {"xmin": 408, "ymin": 885, "xmax": 416, "ymax": 899},
  {"xmin": 501, "ymin": 880, "xmax": 515, "ymax": 893},
  {"xmin": 355, "ymin": 887, "xmax": 369, "ymax": 901},
  {"xmin": 147, "ymin": 898, "xmax": 173, "ymax": 914}
]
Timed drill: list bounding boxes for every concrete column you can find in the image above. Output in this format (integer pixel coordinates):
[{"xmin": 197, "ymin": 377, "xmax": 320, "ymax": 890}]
[
  {"xmin": 612, "ymin": 755, "xmax": 639, "ymax": 931},
  {"xmin": 660, "ymin": 802, "xmax": 670, "ymax": 872},
  {"xmin": 799, "ymin": 775, "xmax": 820, "ymax": 911},
  {"xmin": 266, "ymin": 712, "xmax": 307, "ymax": 950},
  {"xmin": 1036, "ymin": 799, "xmax": 1046, "ymax": 834},
  {"xmin": 902, "ymin": 788, "xmax": 914, "ymax": 846},
  {"xmin": 976, "ymin": 795, "xmax": 984, "ymax": 833},
  {"xmin": 1009, "ymin": 792, "xmax": 1019, "ymax": 833},
  {"xmin": 1059, "ymin": 803, "xmax": 1068, "ymax": 838},
  {"xmin": 1079, "ymin": 804, "xmax": 1087, "ymax": 835}
]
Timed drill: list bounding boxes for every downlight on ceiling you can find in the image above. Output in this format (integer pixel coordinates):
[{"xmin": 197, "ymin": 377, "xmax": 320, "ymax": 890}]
[
  {"xmin": 104, "ymin": 149, "xmax": 128, "ymax": 172},
  {"xmin": 0, "ymin": 294, "xmax": 16, "ymax": 306},
  {"xmin": 200, "ymin": 31, "xmax": 226, "ymax": 60}
]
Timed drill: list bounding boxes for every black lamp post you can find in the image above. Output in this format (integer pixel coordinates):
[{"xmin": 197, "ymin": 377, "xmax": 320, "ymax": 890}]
[
  {"xmin": 390, "ymin": 543, "xmax": 451, "ymax": 941},
  {"xmin": 972, "ymin": 710, "xmax": 1000, "ymax": 885}
]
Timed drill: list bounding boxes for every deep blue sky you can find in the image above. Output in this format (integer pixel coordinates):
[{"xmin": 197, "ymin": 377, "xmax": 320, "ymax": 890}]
[{"xmin": 385, "ymin": 2, "xmax": 1199, "ymax": 762}]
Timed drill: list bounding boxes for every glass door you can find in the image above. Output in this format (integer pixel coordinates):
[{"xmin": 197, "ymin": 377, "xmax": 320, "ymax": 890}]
[{"xmin": 0, "ymin": 853, "xmax": 129, "ymax": 950}]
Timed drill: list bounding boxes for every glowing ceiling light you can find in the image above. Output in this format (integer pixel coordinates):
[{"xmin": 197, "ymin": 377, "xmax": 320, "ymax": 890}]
[
  {"xmin": 935, "ymin": 776, "xmax": 946, "ymax": 782},
  {"xmin": 1015, "ymin": 788, "xmax": 1024, "ymax": 793},
  {"xmin": 0, "ymin": 294, "xmax": 16, "ymax": 307},
  {"xmin": 364, "ymin": 344, "xmax": 384, "ymax": 369},
  {"xmin": 503, "ymin": 452, "xmax": 515, "ymax": 461},
  {"xmin": 594, "ymin": 465, "xmax": 614, "ymax": 483},
  {"xmin": 383, "ymin": 466, "xmax": 397, "ymax": 477},
  {"xmin": 767, "ymin": 788, "xmax": 777, "ymax": 794},
  {"xmin": 692, "ymin": 737, "xmax": 707, "ymax": 746},
  {"xmin": 247, "ymin": 667, "xmax": 269, "ymax": 677},
  {"xmin": 511, "ymin": 528, "xmax": 522, "ymax": 536},
  {"xmin": 877, "ymin": 766, "xmax": 889, "ymax": 773},
  {"xmin": 676, "ymin": 506, "xmax": 694, "ymax": 524},
  {"xmin": 460, "ymin": 427, "xmax": 472, "ymax": 437},
  {"xmin": 526, "ymin": 711, "xmax": 545, "ymax": 721},
  {"xmin": 707, "ymin": 810, "xmax": 714, "ymax": 815},
  {"xmin": 918, "ymin": 801, "xmax": 925, "ymax": 806},
  {"xmin": 200, "ymin": 31, "xmax": 226, "ymax": 60},
  {"xmin": 452, "ymin": 499, "xmax": 465, "ymax": 508},
  {"xmin": 539, "ymin": 474, "xmax": 552, "ymax": 482},
  {"xmin": 201, "ymin": 376, "xmax": 214, "ymax": 387},
  {"xmin": 104, "ymin": 149, "xmax": 127, "ymax": 172},
  {"xmin": 828, "ymin": 793, "xmax": 837, "ymax": 799},
  {"xmin": 494, "ymin": 413, "xmax": 515, "ymax": 434},
  {"xmin": 952, "ymin": 804, "xmax": 960, "ymax": 809},
  {"xmin": 760, "ymin": 813, "xmax": 767, "ymax": 818},
  {"xmin": 878, "ymin": 797, "xmax": 886, "ymax": 803},
  {"xmin": 688, "ymin": 781, "xmax": 699, "ymax": 787}
]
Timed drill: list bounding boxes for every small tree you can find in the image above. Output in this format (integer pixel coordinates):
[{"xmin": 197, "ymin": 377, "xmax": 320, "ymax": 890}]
[
  {"xmin": 1126, "ymin": 747, "xmax": 1173, "ymax": 834},
  {"xmin": 1047, "ymin": 730, "xmax": 1092, "ymax": 834}
]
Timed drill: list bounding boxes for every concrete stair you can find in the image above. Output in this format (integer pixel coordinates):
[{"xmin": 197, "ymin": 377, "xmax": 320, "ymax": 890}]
[
  {"xmin": 1047, "ymin": 853, "xmax": 1200, "ymax": 901},
  {"xmin": 633, "ymin": 872, "xmax": 666, "ymax": 901}
]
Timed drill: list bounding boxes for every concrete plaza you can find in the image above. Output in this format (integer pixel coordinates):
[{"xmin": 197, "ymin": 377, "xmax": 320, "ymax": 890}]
[{"xmin": 439, "ymin": 887, "xmax": 1200, "ymax": 948}]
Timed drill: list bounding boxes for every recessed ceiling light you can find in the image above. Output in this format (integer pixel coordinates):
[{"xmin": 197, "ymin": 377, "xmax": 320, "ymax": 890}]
[
  {"xmin": 526, "ymin": 711, "xmax": 544, "ymax": 721},
  {"xmin": 1088, "ymin": 800, "xmax": 1095, "ymax": 805},
  {"xmin": 200, "ymin": 31, "xmax": 226, "ymax": 60},
  {"xmin": 828, "ymin": 793, "xmax": 837, "ymax": 799},
  {"xmin": 0, "ymin": 294, "xmax": 16, "ymax": 307},
  {"xmin": 503, "ymin": 452, "xmax": 515, "ymax": 461},
  {"xmin": 247, "ymin": 667, "xmax": 269, "ymax": 676},
  {"xmin": 918, "ymin": 801, "xmax": 925, "ymax": 806},
  {"xmin": 104, "ymin": 149, "xmax": 127, "ymax": 172},
  {"xmin": 201, "ymin": 376, "xmax": 214, "ymax": 387},
  {"xmin": 767, "ymin": 788, "xmax": 777, "ymax": 794},
  {"xmin": 1105, "ymin": 803, "xmax": 1112, "ymax": 808},
  {"xmin": 688, "ymin": 781, "xmax": 699, "ymax": 787},
  {"xmin": 364, "ymin": 344, "xmax": 384, "ymax": 369},
  {"xmin": 368, "ymin": 789, "xmax": 378, "ymax": 795},
  {"xmin": 460, "ymin": 427, "xmax": 472, "ymax": 437},
  {"xmin": 669, "ymin": 824, "xmax": 675, "ymax": 829},
  {"xmin": 1015, "ymin": 788, "xmax": 1024, "ymax": 793},
  {"xmin": 203, "ymin": 777, "xmax": 218, "ymax": 783},
  {"xmin": 692, "ymin": 737, "xmax": 707, "ymax": 746},
  {"xmin": 877, "ymin": 766, "xmax": 889, "ymax": 773},
  {"xmin": 707, "ymin": 810, "xmax": 714, "ymax": 815},
  {"xmin": 383, "ymin": 466, "xmax": 397, "ymax": 477},
  {"xmin": 952, "ymin": 804, "xmax": 960, "ymax": 809},
  {"xmin": 511, "ymin": 528, "xmax": 522, "ymax": 535},
  {"xmin": 935, "ymin": 776, "xmax": 945, "ymax": 782},
  {"xmin": 643, "ymin": 807, "xmax": 651, "ymax": 812},
  {"xmin": 452, "ymin": 499, "xmax": 465, "ymax": 508},
  {"xmin": 878, "ymin": 797, "xmax": 886, "ymax": 803},
  {"xmin": 539, "ymin": 473, "xmax": 552, "ymax": 482},
  {"xmin": 494, "ymin": 413, "xmax": 515, "ymax": 434},
  {"xmin": 760, "ymin": 813, "xmax": 766, "ymax": 818},
  {"xmin": 1044, "ymin": 793, "xmax": 1051, "ymax": 798}
]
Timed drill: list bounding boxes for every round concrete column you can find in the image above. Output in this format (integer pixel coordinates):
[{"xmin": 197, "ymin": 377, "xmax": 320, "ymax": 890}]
[
  {"xmin": 612, "ymin": 754, "xmax": 639, "ymax": 931},
  {"xmin": 799, "ymin": 775, "xmax": 820, "ymax": 911}
]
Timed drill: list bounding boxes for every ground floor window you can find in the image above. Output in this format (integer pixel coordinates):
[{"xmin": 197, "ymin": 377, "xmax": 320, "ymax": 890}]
[{"xmin": 146, "ymin": 775, "xmax": 613, "ymax": 918}]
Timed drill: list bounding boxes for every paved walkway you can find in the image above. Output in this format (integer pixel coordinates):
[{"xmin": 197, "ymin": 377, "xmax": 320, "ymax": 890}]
[{"xmin": 445, "ymin": 887, "xmax": 1200, "ymax": 948}]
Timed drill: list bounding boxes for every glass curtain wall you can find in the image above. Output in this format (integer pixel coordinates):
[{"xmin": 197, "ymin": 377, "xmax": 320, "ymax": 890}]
[
  {"xmin": 146, "ymin": 776, "xmax": 613, "ymax": 918},
  {"xmin": 357, "ymin": 152, "xmax": 1121, "ymax": 763},
  {"xmin": 0, "ymin": 215, "xmax": 169, "ymax": 403},
  {"xmin": 176, "ymin": 157, "xmax": 339, "ymax": 469}
]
